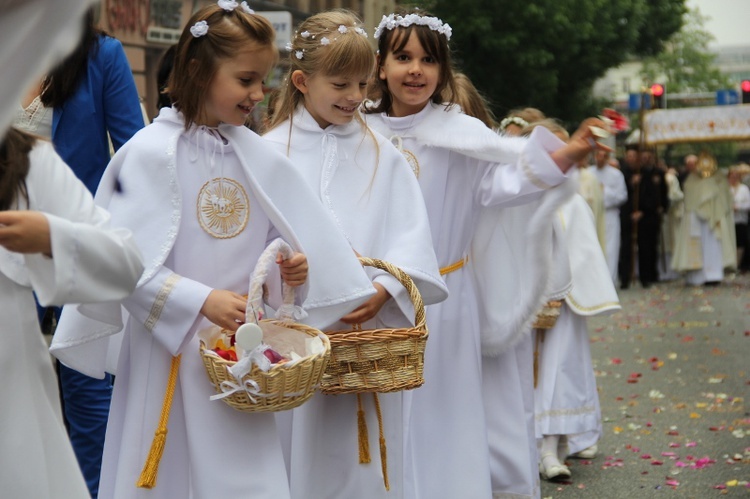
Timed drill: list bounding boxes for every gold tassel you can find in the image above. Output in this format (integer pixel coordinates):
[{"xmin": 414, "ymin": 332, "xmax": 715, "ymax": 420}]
[
  {"xmin": 372, "ymin": 393, "xmax": 389, "ymax": 491},
  {"xmin": 357, "ymin": 393, "xmax": 371, "ymax": 464},
  {"xmin": 137, "ymin": 355, "xmax": 181, "ymax": 488}
]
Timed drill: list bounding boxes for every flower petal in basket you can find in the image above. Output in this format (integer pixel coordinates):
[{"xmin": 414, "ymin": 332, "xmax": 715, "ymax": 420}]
[{"xmin": 199, "ymin": 238, "xmax": 330, "ymax": 412}]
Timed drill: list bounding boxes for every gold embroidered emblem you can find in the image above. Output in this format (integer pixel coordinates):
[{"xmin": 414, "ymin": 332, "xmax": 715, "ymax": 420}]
[
  {"xmin": 197, "ymin": 177, "xmax": 249, "ymax": 239},
  {"xmin": 390, "ymin": 135, "xmax": 420, "ymax": 178}
]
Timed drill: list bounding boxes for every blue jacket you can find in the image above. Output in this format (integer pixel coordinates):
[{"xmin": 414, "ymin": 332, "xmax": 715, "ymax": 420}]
[{"xmin": 52, "ymin": 35, "xmax": 144, "ymax": 194}]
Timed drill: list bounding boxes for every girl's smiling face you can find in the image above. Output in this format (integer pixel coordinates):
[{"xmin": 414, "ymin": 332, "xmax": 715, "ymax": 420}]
[
  {"xmin": 293, "ymin": 71, "xmax": 369, "ymax": 129},
  {"xmin": 201, "ymin": 46, "xmax": 275, "ymax": 127},
  {"xmin": 378, "ymin": 31, "xmax": 441, "ymax": 117}
]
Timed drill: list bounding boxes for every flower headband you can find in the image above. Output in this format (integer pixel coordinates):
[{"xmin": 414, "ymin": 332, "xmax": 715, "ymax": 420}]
[
  {"xmin": 374, "ymin": 13, "xmax": 452, "ymax": 40},
  {"xmin": 287, "ymin": 24, "xmax": 368, "ymax": 60},
  {"xmin": 499, "ymin": 116, "xmax": 529, "ymax": 131},
  {"xmin": 191, "ymin": 0, "xmax": 255, "ymax": 38}
]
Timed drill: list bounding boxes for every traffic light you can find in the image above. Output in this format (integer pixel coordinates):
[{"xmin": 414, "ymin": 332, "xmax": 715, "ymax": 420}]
[
  {"xmin": 742, "ymin": 79, "xmax": 750, "ymax": 104},
  {"xmin": 650, "ymin": 83, "xmax": 666, "ymax": 109}
]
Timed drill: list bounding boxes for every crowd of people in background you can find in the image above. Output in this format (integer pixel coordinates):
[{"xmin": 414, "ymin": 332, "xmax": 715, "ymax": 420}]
[{"xmin": 1, "ymin": 2, "xmax": 749, "ymax": 499}]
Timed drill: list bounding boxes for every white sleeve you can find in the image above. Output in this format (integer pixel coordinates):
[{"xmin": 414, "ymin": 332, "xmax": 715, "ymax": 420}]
[
  {"xmin": 476, "ymin": 126, "xmax": 569, "ymax": 208},
  {"xmin": 603, "ymin": 170, "xmax": 628, "ymax": 209},
  {"xmin": 121, "ymin": 267, "xmax": 212, "ymax": 356},
  {"xmin": 23, "ymin": 142, "xmax": 144, "ymax": 306}
]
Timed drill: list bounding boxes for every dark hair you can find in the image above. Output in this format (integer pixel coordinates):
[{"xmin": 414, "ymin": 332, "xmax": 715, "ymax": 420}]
[
  {"xmin": 167, "ymin": 4, "xmax": 276, "ymax": 129},
  {"xmin": 156, "ymin": 45, "xmax": 177, "ymax": 112},
  {"xmin": 40, "ymin": 8, "xmax": 104, "ymax": 108},
  {"xmin": 369, "ymin": 8, "xmax": 457, "ymax": 115},
  {"xmin": 0, "ymin": 128, "xmax": 36, "ymax": 210}
]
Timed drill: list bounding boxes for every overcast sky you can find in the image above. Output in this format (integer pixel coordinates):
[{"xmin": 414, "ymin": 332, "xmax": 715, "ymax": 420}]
[{"xmin": 688, "ymin": 0, "xmax": 747, "ymax": 47}]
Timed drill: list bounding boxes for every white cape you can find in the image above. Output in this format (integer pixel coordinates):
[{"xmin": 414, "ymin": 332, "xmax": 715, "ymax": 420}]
[
  {"xmin": 384, "ymin": 104, "xmax": 575, "ymax": 355},
  {"xmin": 51, "ymin": 107, "xmax": 375, "ymax": 377}
]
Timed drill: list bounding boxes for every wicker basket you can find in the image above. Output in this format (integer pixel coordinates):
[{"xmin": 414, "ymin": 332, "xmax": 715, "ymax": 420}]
[
  {"xmin": 532, "ymin": 300, "xmax": 563, "ymax": 330},
  {"xmin": 320, "ymin": 257, "xmax": 427, "ymax": 395},
  {"xmin": 199, "ymin": 239, "xmax": 330, "ymax": 412}
]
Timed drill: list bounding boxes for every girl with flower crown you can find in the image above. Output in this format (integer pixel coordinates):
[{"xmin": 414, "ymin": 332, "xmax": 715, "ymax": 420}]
[
  {"xmin": 262, "ymin": 10, "xmax": 447, "ymax": 499},
  {"xmin": 50, "ymin": 4, "xmax": 378, "ymax": 498},
  {"xmin": 366, "ymin": 8, "xmax": 612, "ymax": 498}
]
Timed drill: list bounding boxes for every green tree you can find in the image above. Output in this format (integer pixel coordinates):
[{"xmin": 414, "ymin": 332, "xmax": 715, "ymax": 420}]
[
  {"xmin": 413, "ymin": 0, "xmax": 686, "ymax": 124},
  {"xmin": 640, "ymin": 7, "xmax": 732, "ymax": 94}
]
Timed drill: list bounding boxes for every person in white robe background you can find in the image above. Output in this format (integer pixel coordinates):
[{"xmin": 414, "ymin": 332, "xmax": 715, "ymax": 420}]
[
  {"xmin": 672, "ymin": 153, "xmax": 736, "ymax": 286},
  {"xmin": 729, "ymin": 166, "xmax": 750, "ymax": 267},
  {"xmin": 534, "ymin": 192, "xmax": 621, "ymax": 481},
  {"xmin": 50, "ymin": 6, "xmax": 378, "ymax": 499},
  {"xmin": 660, "ymin": 166, "xmax": 684, "ymax": 281},
  {"xmin": 0, "ymin": 127, "xmax": 143, "ymax": 499},
  {"xmin": 366, "ymin": 9, "xmax": 612, "ymax": 498},
  {"xmin": 263, "ymin": 11, "xmax": 448, "ymax": 499},
  {"xmin": 591, "ymin": 149, "xmax": 628, "ymax": 283}
]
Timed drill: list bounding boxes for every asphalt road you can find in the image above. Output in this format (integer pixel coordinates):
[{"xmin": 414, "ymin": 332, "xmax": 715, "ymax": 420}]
[{"xmin": 540, "ymin": 273, "xmax": 750, "ymax": 498}]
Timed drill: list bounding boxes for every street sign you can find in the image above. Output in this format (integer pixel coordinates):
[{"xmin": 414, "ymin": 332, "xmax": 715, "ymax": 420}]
[
  {"xmin": 257, "ymin": 11, "xmax": 293, "ymax": 51},
  {"xmin": 716, "ymin": 89, "xmax": 739, "ymax": 105}
]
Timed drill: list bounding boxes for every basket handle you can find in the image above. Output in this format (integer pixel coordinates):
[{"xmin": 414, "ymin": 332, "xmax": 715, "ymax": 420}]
[
  {"xmin": 358, "ymin": 257, "xmax": 426, "ymax": 330},
  {"xmin": 246, "ymin": 238, "xmax": 298, "ymax": 322}
]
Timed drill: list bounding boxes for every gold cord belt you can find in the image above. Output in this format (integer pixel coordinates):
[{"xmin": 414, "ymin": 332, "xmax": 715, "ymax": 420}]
[{"xmin": 439, "ymin": 256, "xmax": 468, "ymax": 275}]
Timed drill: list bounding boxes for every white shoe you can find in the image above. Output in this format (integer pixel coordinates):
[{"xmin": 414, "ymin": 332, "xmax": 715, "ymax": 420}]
[
  {"xmin": 539, "ymin": 452, "xmax": 571, "ymax": 481},
  {"xmin": 570, "ymin": 444, "xmax": 598, "ymax": 459}
]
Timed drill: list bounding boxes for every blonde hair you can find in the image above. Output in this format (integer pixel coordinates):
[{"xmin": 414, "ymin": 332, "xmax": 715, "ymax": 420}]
[
  {"xmin": 520, "ymin": 118, "xmax": 569, "ymax": 142},
  {"xmin": 265, "ymin": 10, "xmax": 374, "ymax": 132},
  {"xmin": 450, "ymin": 72, "xmax": 496, "ymax": 129},
  {"xmin": 168, "ymin": 4, "xmax": 276, "ymax": 129}
]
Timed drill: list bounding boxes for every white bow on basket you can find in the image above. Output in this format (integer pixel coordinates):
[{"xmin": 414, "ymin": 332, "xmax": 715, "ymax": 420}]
[{"xmin": 199, "ymin": 238, "xmax": 331, "ymax": 413}]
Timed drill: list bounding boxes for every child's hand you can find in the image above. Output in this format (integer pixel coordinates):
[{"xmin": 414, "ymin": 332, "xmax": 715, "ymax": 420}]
[
  {"xmin": 552, "ymin": 117, "xmax": 612, "ymax": 173},
  {"xmin": 340, "ymin": 282, "xmax": 391, "ymax": 325},
  {"xmin": 200, "ymin": 289, "xmax": 247, "ymax": 332},
  {"xmin": 277, "ymin": 251, "xmax": 308, "ymax": 287},
  {"xmin": 0, "ymin": 211, "xmax": 52, "ymax": 256}
]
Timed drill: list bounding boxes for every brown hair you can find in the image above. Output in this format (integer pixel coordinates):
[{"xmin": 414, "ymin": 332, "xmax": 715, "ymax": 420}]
[
  {"xmin": 369, "ymin": 8, "xmax": 457, "ymax": 115},
  {"xmin": 0, "ymin": 128, "xmax": 36, "ymax": 211},
  {"xmin": 265, "ymin": 9, "xmax": 374, "ymax": 132},
  {"xmin": 450, "ymin": 72, "xmax": 496, "ymax": 129},
  {"xmin": 167, "ymin": 4, "xmax": 276, "ymax": 129}
]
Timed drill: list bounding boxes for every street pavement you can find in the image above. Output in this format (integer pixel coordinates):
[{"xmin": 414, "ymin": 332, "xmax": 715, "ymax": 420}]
[{"xmin": 540, "ymin": 272, "xmax": 749, "ymax": 498}]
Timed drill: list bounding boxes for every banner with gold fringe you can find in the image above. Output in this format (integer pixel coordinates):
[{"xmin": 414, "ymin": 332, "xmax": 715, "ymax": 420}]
[{"xmin": 643, "ymin": 105, "xmax": 750, "ymax": 145}]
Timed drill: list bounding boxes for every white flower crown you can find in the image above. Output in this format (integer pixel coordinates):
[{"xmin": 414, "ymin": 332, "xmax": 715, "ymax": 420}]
[
  {"xmin": 191, "ymin": 1, "xmax": 254, "ymax": 38},
  {"xmin": 217, "ymin": 0, "xmax": 254, "ymax": 14},
  {"xmin": 499, "ymin": 116, "xmax": 529, "ymax": 131},
  {"xmin": 374, "ymin": 13, "xmax": 452, "ymax": 40},
  {"xmin": 288, "ymin": 24, "xmax": 368, "ymax": 59}
]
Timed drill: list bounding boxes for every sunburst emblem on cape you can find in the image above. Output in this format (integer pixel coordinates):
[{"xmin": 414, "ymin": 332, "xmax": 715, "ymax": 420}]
[
  {"xmin": 197, "ymin": 178, "xmax": 249, "ymax": 239},
  {"xmin": 390, "ymin": 135, "xmax": 420, "ymax": 178}
]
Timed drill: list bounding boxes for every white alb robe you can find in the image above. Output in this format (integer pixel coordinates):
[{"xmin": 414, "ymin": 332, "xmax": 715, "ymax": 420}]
[
  {"xmin": 591, "ymin": 164, "xmax": 627, "ymax": 283},
  {"xmin": 0, "ymin": 140, "xmax": 142, "ymax": 499},
  {"xmin": 672, "ymin": 172, "xmax": 736, "ymax": 285},
  {"xmin": 51, "ymin": 108, "xmax": 377, "ymax": 499},
  {"xmin": 264, "ymin": 107, "xmax": 448, "ymax": 499},
  {"xmin": 535, "ymin": 195, "xmax": 620, "ymax": 458},
  {"xmin": 368, "ymin": 103, "xmax": 571, "ymax": 499}
]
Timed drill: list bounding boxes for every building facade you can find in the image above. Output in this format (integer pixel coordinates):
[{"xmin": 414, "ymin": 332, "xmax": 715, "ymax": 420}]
[{"xmin": 98, "ymin": 0, "xmax": 395, "ymax": 120}]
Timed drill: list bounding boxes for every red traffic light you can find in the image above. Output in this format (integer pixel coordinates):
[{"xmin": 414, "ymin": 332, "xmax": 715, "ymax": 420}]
[
  {"xmin": 742, "ymin": 80, "xmax": 750, "ymax": 92},
  {"xmin": 650, "ymin": 83, "xmax": 665, "ymax": 97}
]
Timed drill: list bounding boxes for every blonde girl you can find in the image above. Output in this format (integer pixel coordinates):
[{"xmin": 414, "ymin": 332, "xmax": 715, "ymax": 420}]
[
  {"xmin": 263, "ymin": 10, "xmax": 447, "ymax": 499},
  {"xmin": 366, "ymin": 8, "xmax": 611, "ymax": 498},
  {"xmin": 50, "ymin": 4, "xmax": 376, "ymax": 498}
]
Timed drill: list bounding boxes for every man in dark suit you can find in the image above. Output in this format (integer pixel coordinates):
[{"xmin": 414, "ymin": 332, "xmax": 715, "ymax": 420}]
[{"xmin": 619, "ymin": 147, "xmax": 669, "ymax": 288}]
